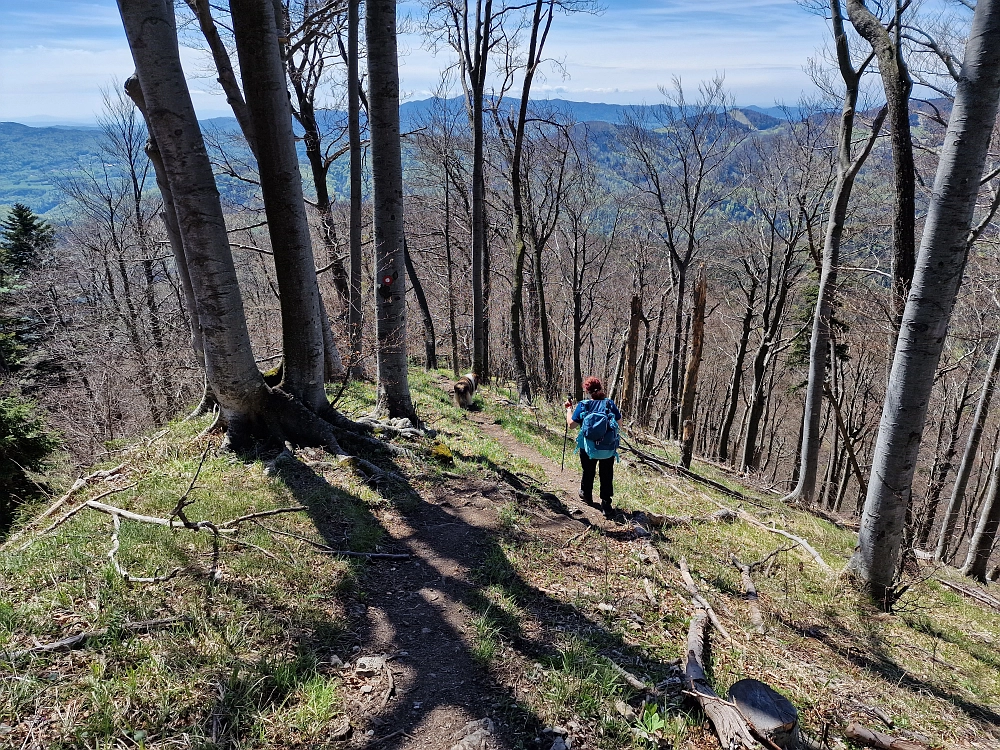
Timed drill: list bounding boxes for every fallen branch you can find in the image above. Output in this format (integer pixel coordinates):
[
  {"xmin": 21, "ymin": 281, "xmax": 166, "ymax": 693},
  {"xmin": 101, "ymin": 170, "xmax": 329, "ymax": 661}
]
[
  {"xmin": 5, "ymin": 616, "xmax": 190, "ymax": 661},
  {"xmin": 731, "ymin": 557, "xmax": 765, "ymax": 633},
  {"xmin": 254, "ymin": 523, "xmax": 411, "ymax": 560},
  {"xmin": 736, "ymin": 510, "xmax": 833, "ymax": 574},
  {"xmin": 220, "ymin": 505, "xmax": 308, "ymax": 528},
  {"xmin": 27, "ymin": 483, "xmax": 140, "ymax": 545},
  {"xmin": 645, "ymin": 508, "xmax": 738, "ymax": 528},
  {"xmin": 843, "ymin": 722, "xmax": 928, "ymax": 750},
  {"xmin": 684, "ymin": 607, "xmax": 759, "ymax": 749},
  {"xmin": 935, "ymin": 577, "xmax": 1000, "ymax": 610},
  {"xmin": 601, "ymin": 655, "xmax": 652, "ymax": 693},
  {"xmin": 679, "ymin": 558, "xmax": 732, "ymax": 642}
]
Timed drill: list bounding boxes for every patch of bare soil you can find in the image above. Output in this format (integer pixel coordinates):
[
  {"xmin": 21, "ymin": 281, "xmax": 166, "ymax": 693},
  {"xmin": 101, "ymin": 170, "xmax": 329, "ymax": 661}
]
[{"xmin": 296, "ymin": 389, "xmax": 667, "ymax": 750}]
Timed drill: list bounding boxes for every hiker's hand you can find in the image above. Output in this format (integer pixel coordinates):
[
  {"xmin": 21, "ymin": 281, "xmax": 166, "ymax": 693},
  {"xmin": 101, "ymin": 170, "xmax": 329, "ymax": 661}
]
[{"xmin": 564, "ymin": 399, "xmax": 572, "ymax": 409}]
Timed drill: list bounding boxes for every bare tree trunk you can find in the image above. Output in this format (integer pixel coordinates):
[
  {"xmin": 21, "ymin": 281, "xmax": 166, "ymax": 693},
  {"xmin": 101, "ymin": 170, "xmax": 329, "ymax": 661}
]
[
  {"xmin": 718, "ymin": 297, "xmax": 754, "ymax": 463},
  {"xmin": 444, "ymin": 179, "xmax": 460, "ymax": 377},
  {"xmin": 963, "ymin": 441, "xmax": 1000, "ymax": 581},
  {"xmin": 679, "ymin": 269, "xmax": 707, "ymax": 468},
  {"xmin": 850, "ymin": 0, "xmax": 1000, "ymax": 601},
  {"xmin": 118, "ymin": 0, "xmax": 270, "ymax": 441},
  {"xmin": 343, "ymin": 0, "xmax": 366, "ymax": 380},
  {"xmin": 533, "ymin": 241, "xmax": 554, "ymax": 393},
  {"xmin": 231, "ymin": 0, "xmax": 328, "ymax": 413},
  {"xmin": 846, "ymin": 0, "xmax": 916, "ymax": 331},
  {"xmin": 916, "ymin": 375, "xmax": 970, "ymax": 548},
  {"xmin": 470, "ymin": 2, "xmax": 493, "ymax": 380},
  {"xmin": 367, "ymin": 0, "xmax": 415, "ymax": 419},
  {"xmin": 784, "ymin": 0, "xmax": 886, "ymax": 504},
  {"xmin": 619, "ymin": 294, "xmax": 643, "ymax": 417},
  {"xmin": 937, "ymin": 332, "xmax": 1000, "ymax": 561},
  {"xmin": 404, "ymin": 239, "xmax": 437, "ymax": 370}
]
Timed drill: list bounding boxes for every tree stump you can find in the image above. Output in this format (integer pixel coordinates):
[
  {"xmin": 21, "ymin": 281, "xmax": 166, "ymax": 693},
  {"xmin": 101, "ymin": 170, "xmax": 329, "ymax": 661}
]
[{"xmin": 727, "ymin": 679, "xmax": 800, "ymax": 749}]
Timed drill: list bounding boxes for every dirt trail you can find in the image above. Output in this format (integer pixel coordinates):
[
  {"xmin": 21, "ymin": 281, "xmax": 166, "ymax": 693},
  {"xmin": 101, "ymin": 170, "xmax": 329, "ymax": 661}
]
[{"xmin": 331, "ymin": 382, "xmax": 629, "ymax": 750}]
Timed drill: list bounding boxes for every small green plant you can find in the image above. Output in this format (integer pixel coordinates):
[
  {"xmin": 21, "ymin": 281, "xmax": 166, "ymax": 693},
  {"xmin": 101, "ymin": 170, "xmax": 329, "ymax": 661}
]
[
  {"xmin": 635, "ymin": 702, "xmax": 666, "ymax": 746},
  {"xmin": 470, "ymin": 611, "xmax": 501, "ymax": 664},
  {"xmin": 497, "ymin": 501, "xmax": 527, "ymax": 531}
]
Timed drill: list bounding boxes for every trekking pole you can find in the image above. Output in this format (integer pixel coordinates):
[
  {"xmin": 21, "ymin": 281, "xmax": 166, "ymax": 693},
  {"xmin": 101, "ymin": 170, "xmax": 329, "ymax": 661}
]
[{"xmin": 561, "ymin": 394, "xmax": 572, "ymax": 471}]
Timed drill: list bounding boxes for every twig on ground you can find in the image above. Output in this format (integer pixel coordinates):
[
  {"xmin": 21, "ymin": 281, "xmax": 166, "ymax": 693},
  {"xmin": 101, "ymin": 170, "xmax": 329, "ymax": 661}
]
[
  {"xmin": 26, "ymin": 483, "xmax": 139, "ymax": 546},
  {"xmin": 220, "ymin": 505, "xmax": 308, "ymax": 528},
  {"xmin": 254, "ymin": 522, "xmax": 411, "ymax": 560},
  {"xmin": 935, "ymin": 577, "xmax": 1000, "ymax": 610},
  {"xmin": 601, "ymin": 655, "xmax": 653, "ymax": 693},
  {"xmin": 679, "ymin": 558, "xmax": 732, "ymax": 642},
  {"xmin": 736, "ymin": 509, "xmax": 833, "ymax": 574},
  {"xmin": 5, "ymin": 616, "xmax": 190, "ymax": 660}
]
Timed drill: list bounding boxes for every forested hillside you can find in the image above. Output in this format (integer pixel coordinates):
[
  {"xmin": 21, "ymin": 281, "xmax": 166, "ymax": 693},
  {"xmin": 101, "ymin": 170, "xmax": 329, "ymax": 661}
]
[{"xmin": 2, "ymin": 0, "xmax": 1000, "ymax": 748}]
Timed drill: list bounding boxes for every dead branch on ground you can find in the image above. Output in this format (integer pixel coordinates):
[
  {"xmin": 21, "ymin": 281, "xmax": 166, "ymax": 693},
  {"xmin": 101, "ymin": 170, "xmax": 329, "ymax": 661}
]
[
  {"xmin": 684, "ymin": 607, "xmax": 759, "ymax": 749},
  {"xmin": 4, "ymin": 616, "xmax": 190, "ymax": 661},
  {"xmin": 736, "ymin": 509, "xmax": 833, "ymax": 574},
  {"xmin": 843, "ymin": 722, "xmax": 929, "ymax": 750},
  {"xmin": 679, "ymin": 558, "xmax": 732, "ymax": 642},
  {"xmin": 731, "ymin": 557, "xmax": 765, "ymax": 633}
]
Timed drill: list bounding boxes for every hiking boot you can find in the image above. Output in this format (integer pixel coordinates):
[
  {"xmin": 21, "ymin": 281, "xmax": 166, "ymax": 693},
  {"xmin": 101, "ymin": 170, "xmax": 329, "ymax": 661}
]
[
  {"xmin": 579, "ymin": 489, "xmax": 593, "ymax": 505},
  {"xmin": 601, "ymin": 499, "xmax": 613, "ymax": 519}
]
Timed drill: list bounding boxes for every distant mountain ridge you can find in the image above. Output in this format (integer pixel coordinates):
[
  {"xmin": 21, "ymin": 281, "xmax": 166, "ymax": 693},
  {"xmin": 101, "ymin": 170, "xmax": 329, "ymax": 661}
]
[{"xmin": 1, "ymin": 97, "xmax": 798, "ymax": 215}]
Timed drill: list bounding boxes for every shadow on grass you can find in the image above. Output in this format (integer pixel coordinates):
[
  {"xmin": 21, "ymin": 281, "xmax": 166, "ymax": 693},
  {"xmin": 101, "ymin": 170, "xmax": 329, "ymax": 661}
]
[
  {"xmin": 785, "ymin": 614, "xmax": 1000, "ymax": 729},
  {"xmin": 234, "ymin": 442, "xmax": 689, "ymax": 750}
]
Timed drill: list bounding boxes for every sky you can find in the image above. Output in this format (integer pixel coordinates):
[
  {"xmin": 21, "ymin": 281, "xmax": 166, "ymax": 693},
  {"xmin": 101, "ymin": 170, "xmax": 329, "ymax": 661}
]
[{"xmin": 0, "ymin": 0, "xmax": 831, "ymax": 125}]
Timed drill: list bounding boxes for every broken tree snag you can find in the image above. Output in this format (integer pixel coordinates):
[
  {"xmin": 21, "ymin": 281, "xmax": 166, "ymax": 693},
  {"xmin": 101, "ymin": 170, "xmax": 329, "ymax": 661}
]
[
  {"xmin": 684, "ymin": 607, "xmax": 758, "ymax": 749},
  {"xmin": 843, "ymin": 722, "xmax": 929, "ymax": 750},
  {"xmin": 728, "ymin": 679, "xmax": 799, "ymax": 749},
  {"xmin": 732, "ymin": 558, "xmax": 765, "ymax": 633},
  {"xmin": 679, "ymin": 558, "xmax": 732, "ymax": 642}
]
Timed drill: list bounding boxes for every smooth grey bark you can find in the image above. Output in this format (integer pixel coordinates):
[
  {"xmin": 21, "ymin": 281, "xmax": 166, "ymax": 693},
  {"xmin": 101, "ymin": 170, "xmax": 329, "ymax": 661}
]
[
  {"xmin": 183, "ymin": 0, "xmax": 258, "ymax": 158},
  {"xmin": 506, "ymin": 0, "xmax": 554, "ymax": 404},
  {"xmin": 784, "ymin": 0, "xmax": 886, "ymax": 504},
  {"xmin": 123, "ymin": 75, "xmax": 204, "ymax": 367},
  {"xmin": 937, "ymin": 332, "xmax": 1000, "ymax": 561},
  {"xmin": 470, "ymin": 2, "xmax": 494, "ymax": 380},
  {"xmin": 850, "ymin": 0, "xmax": 1000, "ymax": 600},
  {"xmin": 963, "ymin": 442, "xmax": 1000, "ymax": 580},
  {"xmin": 347, "ymin": 0, "xmax": 366, "ymax": 380},
  {"xmin": 117, "ymin": 0, "xmax": 268, "ymax": 429},
  {"xmin": 367, "ymin": 0, "xmax": 416, "ymax": 419},
  {"xmin": 718, "ymin": 291, "xmax": 755, "ymax": 463},
  {"xmin": 231, "ymin": 0, "xmax": 328, "ymax": 413},
  {"xmin": 846, "ymin": 0, "xmax": 916, "ymax": 329}
]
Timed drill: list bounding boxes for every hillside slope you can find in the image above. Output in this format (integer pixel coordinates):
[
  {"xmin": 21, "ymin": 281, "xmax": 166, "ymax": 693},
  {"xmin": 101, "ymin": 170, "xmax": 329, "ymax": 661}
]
[{"xmin": 1, "ymin": 370, "xmax": 998, "ymax": 750}]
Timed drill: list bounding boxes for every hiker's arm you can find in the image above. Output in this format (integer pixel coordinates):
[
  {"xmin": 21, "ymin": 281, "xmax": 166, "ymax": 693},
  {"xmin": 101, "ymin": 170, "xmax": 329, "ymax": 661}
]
[{"xmin": 565, "ymin": 400, "xmax": 581, "ymax": 427}]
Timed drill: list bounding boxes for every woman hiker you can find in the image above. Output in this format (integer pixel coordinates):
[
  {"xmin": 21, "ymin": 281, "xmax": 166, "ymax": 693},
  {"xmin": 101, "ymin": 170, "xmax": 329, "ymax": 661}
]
[{"xmin": 565, "ymin": 376, "xmax": 622, "ymax": 520}]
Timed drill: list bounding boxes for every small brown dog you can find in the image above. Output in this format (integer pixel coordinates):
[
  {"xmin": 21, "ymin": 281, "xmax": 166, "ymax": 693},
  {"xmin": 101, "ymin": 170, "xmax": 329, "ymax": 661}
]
[{"xmin": 453, "ymin": 373, "xmax": 478, "ymax": 409}]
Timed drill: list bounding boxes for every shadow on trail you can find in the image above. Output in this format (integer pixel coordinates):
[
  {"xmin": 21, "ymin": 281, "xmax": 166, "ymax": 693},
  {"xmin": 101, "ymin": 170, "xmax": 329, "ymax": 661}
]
[{"xmin": 256, "ymin": 445, "xmax": 686, "ymax": 750}]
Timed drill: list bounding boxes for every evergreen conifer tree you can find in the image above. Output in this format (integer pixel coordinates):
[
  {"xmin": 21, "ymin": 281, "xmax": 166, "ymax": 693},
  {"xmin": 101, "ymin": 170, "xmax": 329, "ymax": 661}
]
[{"xmin": 0, "ymin": 203, "xmax": 54, "ymax": 277}]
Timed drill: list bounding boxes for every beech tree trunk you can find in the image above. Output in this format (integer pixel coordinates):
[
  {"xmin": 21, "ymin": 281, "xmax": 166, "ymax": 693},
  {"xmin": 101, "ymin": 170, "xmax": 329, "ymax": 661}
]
[
  {"xmin": 851, "ymin": 0, "xmax": 1000, "ymax": 601},
  {"xmin": 937, "ymin": 332, "xmax": 1000, "ymax": 561},
  {"xmin": 366, "ymin": 0, "xmax": 416, "ymax": 419},
  {"xmin": 963, "ymin": 445, "xmax": 1000, "ymax": 580},
  {"xmin": 118, "ymin": 0, "xmax": 270, "ymax": 438},
  {"xmin": 619, "ymin": 294, "xmax": 644, "ymax": 417},
  {"xmin": 231, "ymin": 0, "xmax": 328, "ymax": 413},
  {"xmin": 347, "ymin": 0, "xmax": 365, "ymax": 380},
  {"xmin": 718, "ymin": 294, "xmax": 754, "ymax": 463},
  {"xmin": 680, "ymin": 268, "xmax": 707, "ymax": 469},
  {"xmin": 785, "ymin": 0, "xmax": 886, "ymax": 503},
  {"xmin": 846, "ymin": 0, "xmax": 916, "ymax": 330}
]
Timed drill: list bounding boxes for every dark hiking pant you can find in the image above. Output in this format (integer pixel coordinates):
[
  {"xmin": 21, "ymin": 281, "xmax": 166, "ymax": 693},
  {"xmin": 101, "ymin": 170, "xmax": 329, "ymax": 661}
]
[{"xmin": 579, "ymin": 449, "xmax": 614, "ymax": 511}]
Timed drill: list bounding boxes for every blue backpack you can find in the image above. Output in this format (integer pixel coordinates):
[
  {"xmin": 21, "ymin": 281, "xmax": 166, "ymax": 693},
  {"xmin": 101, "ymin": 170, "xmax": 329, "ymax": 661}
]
[{"xmin": 581, "ymin": 400, "xmax": 619, "ymax": 459}]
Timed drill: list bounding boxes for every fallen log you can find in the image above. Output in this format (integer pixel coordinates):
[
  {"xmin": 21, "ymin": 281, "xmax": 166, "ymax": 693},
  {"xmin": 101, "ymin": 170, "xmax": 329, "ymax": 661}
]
[
  {"xmin": 935, "ymin": 578, "xmax": 1000, "ymax": 610},
  {"xmin": 684, "ymin": 607, "xmax": 758, "ymax": 749},
  {"xmin": 844, "ymin": 722, "xmax": 929, "ymax": 750},
  {"xmin": 679, "ymin": 558, "xmax": 731, "ymax": 642},
  {"xmin": 732, "ymin": 558, "xmax": 765, "ymax": 633},
  {"xmin": 728, "ymin": 679, "xmax": 800, "ymax": 749}
]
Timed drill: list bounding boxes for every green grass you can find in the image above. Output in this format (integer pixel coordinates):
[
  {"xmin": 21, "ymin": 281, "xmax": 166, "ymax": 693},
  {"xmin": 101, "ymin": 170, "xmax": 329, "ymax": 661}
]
[{"xmin": 2, "ymin": 369, "xmax": 998, "ymax": 749}]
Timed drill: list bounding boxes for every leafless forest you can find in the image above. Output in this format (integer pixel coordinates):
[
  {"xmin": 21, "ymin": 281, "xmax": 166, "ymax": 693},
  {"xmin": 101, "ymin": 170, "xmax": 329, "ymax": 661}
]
[{"xmin": 5, "ymin": 0, "xmax": 1000, "ymax": 598}]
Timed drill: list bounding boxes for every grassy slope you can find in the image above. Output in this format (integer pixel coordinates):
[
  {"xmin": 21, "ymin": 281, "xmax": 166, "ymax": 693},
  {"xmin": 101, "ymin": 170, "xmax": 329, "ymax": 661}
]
[{"xmin": 1, "ymin": 369, "xmax": 998, "ymax": 749}]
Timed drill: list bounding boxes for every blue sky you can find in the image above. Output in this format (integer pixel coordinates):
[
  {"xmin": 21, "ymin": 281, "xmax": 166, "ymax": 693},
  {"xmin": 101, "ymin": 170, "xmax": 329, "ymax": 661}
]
[{"xmin": 0, "ymin": 0, "xmax": 830, "ymax": 124}]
